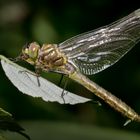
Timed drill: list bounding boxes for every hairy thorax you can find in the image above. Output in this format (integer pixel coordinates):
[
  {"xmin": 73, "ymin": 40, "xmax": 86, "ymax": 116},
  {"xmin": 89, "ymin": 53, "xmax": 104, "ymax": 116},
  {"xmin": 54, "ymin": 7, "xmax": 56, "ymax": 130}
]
[{"xmin": 36, "ymin": 44, "xmax": 75, "ymax": 74}]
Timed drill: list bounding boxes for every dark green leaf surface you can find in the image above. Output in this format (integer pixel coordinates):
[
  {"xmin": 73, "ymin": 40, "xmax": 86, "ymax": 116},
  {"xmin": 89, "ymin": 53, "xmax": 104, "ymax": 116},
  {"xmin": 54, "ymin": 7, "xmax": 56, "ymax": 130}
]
[
  {"xmin": 0, "ymin": 107, "xmax": 30, "ymax": 140},
  {"xmin": 5, "ymin": 121, "xmax": 140, "ymax": 140}
]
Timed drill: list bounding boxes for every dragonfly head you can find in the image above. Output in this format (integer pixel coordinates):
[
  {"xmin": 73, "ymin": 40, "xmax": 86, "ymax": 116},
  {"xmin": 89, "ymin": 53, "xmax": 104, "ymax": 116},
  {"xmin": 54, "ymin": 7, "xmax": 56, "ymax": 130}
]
[{"xmin": 21, "ymin": 42, "xmax": 40, "ymax": 65}]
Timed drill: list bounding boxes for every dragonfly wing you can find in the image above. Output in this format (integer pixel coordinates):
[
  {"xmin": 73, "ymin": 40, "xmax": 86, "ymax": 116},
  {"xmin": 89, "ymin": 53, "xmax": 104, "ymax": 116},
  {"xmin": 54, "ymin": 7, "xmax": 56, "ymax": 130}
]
[
  {"xmin": 0, "ymin": 55, "xmax": 91, "ymax": 104},
  {"xmin": 71, "ymin": 34, "xmax": 136, "ymax": 75},
  {"xmin": 59, "ymin": 9, "xmax": 140, "ymax": 75}
]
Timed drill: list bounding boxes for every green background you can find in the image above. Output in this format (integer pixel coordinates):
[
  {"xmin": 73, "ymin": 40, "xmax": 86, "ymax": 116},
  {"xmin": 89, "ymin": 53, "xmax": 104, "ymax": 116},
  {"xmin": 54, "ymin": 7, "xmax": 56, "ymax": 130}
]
[{"xmin": 0, "ymin": 0, "xmax": 140, "ymax": 139}]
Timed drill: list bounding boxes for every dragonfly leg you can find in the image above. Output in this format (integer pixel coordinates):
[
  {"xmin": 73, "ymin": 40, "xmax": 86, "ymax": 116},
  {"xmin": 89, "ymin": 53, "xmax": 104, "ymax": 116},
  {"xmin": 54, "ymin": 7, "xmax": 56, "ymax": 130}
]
[
  {"xmin": 35, "ymin": 73, "xmax": 40, "ymax": 87},
  {"xmin": 58, "ymin": 74, "xmax": 64, "ymax": 86},
  {"xmin": 34, "ymin": 67, "xmax": 42, "ymax": 87},
  {"xmin": 61, "ymin": 94, "xmax": 65, "ymax": 104},
  {"xmin": 17, "ymin": 67, "xmax": 41, "ymax": 87},
  {"xmin": 61, "ymin": 76, "xmax": 69, "ymax": 103},
  {"xmin": 9, "ymin": 57, "xmax": 17, "ymax": 62},
  {"xmin": 18, "ymin": 70, "xmax": 39, "ymax": 86},
  {"xmin": 9, "ymin": 55, "xmax": 22, "ymax": 62}
]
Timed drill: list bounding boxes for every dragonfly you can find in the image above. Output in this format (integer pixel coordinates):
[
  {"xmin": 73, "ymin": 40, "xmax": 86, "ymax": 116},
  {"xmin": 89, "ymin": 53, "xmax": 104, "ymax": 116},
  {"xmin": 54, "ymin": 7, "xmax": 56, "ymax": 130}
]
[{"xmin": 3, "ymin": 9, "xmax": 140, "ymax": 123}]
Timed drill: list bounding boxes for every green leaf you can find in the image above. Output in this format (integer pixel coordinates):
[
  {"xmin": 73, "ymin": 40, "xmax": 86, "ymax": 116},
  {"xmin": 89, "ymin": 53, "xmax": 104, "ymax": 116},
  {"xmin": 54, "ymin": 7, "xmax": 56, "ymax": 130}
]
[
  {"xmin": 0, "ymin": 107, "xmax": 30, "ymax": 140},
  {"xmin": 0, "ymin": 55, "xmax": 91, "ymax": 104}
]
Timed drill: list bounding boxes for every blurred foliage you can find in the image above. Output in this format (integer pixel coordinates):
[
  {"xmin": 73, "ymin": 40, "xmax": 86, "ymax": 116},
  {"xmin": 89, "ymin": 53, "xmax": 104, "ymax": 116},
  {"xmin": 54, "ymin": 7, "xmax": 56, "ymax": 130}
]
[
  {"xmin": 0, "ymin": 107, "xmax": 30, "ymax": 139},
  {"xmin": 4, "ymin": 121, "xmax": 140, "ymax": 140},
  {"xmin": 0, "ymin": 0, "xmax": 140, "ymax": 139}
]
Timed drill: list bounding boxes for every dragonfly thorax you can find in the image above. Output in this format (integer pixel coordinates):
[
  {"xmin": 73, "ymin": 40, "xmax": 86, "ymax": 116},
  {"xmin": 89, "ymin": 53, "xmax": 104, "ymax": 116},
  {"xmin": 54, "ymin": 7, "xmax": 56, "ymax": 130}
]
[
  {"xmin": 38, "ymin": 44, "xmax": 67, "ymax": 69},
  {"xmin": 38, "ymin": 44, "xmax": 76, "ymax": 74}
]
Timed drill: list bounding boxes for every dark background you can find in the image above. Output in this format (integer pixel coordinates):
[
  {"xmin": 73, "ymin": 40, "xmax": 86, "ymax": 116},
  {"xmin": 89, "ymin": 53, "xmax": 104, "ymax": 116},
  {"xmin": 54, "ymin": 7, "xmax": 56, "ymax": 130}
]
[{"xmin": 0, "ymin": 0, "xmax": 140, "ymax": 139}]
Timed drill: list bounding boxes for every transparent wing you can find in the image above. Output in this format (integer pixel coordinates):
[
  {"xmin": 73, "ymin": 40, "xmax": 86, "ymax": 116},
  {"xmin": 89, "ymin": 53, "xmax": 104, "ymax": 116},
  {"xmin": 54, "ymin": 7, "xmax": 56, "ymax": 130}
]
[
  {"xmin": 59, "ymin": 9, "xmax": 140, "ymax": 75},
  {"xmin": 0, "ymin": 55, "xmax": 91, "ymax": 104}
]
